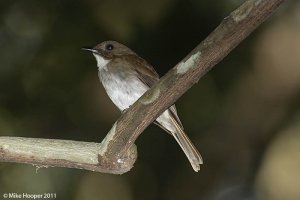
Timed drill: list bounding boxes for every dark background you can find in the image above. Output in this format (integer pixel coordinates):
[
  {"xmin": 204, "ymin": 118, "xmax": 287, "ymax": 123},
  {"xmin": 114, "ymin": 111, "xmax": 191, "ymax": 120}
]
[{"xmin": 0, "ymin": 0, "xmax": 300, "ymax": 200}]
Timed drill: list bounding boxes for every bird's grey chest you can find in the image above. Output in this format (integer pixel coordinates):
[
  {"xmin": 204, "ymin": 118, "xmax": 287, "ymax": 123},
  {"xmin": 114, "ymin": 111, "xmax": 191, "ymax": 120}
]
[{"xmin": 98, "ymin": 67, "xmax": 148, "ymax": 111}]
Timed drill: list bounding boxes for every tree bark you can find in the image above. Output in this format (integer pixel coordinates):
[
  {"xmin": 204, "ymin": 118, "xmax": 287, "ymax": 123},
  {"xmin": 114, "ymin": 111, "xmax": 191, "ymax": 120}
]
[{"xmin": 0, "ymin": 0, "xmax": 285, "ymax": 174}]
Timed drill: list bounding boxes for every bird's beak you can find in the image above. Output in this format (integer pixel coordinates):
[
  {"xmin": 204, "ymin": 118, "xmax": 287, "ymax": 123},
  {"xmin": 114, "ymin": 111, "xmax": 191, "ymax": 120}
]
[{"xmin": 81, "ymin": 47, "xmax": 98, "ymax": 53}]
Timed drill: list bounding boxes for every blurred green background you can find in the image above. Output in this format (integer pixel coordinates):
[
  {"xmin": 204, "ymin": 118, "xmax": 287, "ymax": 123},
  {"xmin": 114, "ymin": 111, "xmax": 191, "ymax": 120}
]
[{"xmin": 0, "ymin": 0, "xmax": 300, "ymax": 199}]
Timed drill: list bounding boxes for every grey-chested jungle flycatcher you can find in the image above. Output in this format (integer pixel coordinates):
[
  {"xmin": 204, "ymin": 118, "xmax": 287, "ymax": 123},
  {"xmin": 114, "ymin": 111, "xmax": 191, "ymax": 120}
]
[{"xmin": 83, "ymin": 41, "xmax": 202, "ymax": 171}]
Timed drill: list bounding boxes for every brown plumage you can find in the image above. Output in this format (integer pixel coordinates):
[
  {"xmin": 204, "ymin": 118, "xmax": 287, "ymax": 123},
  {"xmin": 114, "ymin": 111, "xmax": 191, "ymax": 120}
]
[{"xmin": 83, "ymin": 41, "xmax": 203, "ymax": 171}]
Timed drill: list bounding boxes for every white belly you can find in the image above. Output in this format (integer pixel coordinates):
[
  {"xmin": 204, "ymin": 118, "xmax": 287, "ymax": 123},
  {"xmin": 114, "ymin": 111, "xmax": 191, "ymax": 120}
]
[
  {"xmin": 94, "ymin": 54, "xmax": 179, "ymax": 135},
  {"xmin": 99, "ymin": 69, "xmax": 149, "ymax": 111}
]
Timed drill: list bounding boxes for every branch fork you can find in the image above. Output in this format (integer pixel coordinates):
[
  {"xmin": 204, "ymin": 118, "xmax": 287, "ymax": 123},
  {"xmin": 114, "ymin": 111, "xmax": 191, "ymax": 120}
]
[{"xmin": 0, "ymin": 0, "xmax": 285, "ymax": 174}]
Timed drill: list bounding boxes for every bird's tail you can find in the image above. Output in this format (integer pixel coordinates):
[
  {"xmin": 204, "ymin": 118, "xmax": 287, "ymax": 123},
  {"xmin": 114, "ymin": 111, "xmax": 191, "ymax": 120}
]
[{"xmin": 168, "ymin": 113, "xmax": 203, "ymax": 172}]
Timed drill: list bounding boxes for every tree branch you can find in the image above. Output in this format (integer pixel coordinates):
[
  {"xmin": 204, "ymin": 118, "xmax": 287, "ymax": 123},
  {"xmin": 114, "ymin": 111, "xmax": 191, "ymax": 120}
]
[
  {"xmin": 0, "ymin": 0, "xmax": 285, "ymax": 174},
  {"xmin": 0, "ymin": 137, "xmax": 137, "ymax": 174}
]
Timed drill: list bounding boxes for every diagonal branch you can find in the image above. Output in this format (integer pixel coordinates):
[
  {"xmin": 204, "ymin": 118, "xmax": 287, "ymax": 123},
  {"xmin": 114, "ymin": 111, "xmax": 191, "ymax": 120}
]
[{"xmin": 0, "ymin": 0, "xmax": 285, "ymax": 174}]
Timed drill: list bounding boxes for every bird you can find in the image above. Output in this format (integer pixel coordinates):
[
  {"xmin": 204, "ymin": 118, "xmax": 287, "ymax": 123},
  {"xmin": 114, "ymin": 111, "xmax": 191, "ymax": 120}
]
[{"xmin": 83, "ymin": 41, "xmax": 202, "ymax": 171}]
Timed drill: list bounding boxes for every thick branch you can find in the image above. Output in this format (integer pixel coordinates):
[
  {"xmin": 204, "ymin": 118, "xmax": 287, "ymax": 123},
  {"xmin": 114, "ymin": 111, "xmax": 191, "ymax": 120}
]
[
  {"xmin": 0, "ymin": 137, "xmax": 137, "ymax": 174},
  {"xmin": 0, "ymin": 0, "xmax": 285, "ymax": 174},
  {"xmin": 102, "ymin": 0, "xmax": 285, "ymax": 158}
]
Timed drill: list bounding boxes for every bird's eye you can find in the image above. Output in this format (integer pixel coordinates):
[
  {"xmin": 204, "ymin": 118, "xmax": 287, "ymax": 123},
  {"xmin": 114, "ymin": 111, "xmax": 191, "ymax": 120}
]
[{"xmin": 105, "ymin": 44, "xmax": 114, "ymax": 51}]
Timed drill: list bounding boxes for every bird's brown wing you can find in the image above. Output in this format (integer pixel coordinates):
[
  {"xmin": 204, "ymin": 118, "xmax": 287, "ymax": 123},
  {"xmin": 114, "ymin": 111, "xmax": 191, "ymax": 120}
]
[
  {"xmin": 125, "ymin": 55, "xmax": 159, "ymax": 87},
  {"xmin": 122, "ymin": 55, "xmax": 202, "ymax": 171},
  {"xmin": 168, "ymin": 105, "xmax": 183, "ymax": 128},
  {"xmin": 124, "ymin": 55, "xmax": 184, "ymax": 128}
]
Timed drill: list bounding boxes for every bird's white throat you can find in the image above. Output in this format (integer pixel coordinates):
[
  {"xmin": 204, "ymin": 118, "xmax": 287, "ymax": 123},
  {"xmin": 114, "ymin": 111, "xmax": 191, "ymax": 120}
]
[{"xmin": 93, "ymin": 53, "xmax": 110, "ymax": 70}]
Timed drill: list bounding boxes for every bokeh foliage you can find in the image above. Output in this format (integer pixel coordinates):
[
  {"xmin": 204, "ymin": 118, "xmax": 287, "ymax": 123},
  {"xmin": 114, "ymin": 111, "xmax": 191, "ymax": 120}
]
[{"xmin": 0, "ymin": 0, "xmax": 299, "ymax": 199}]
